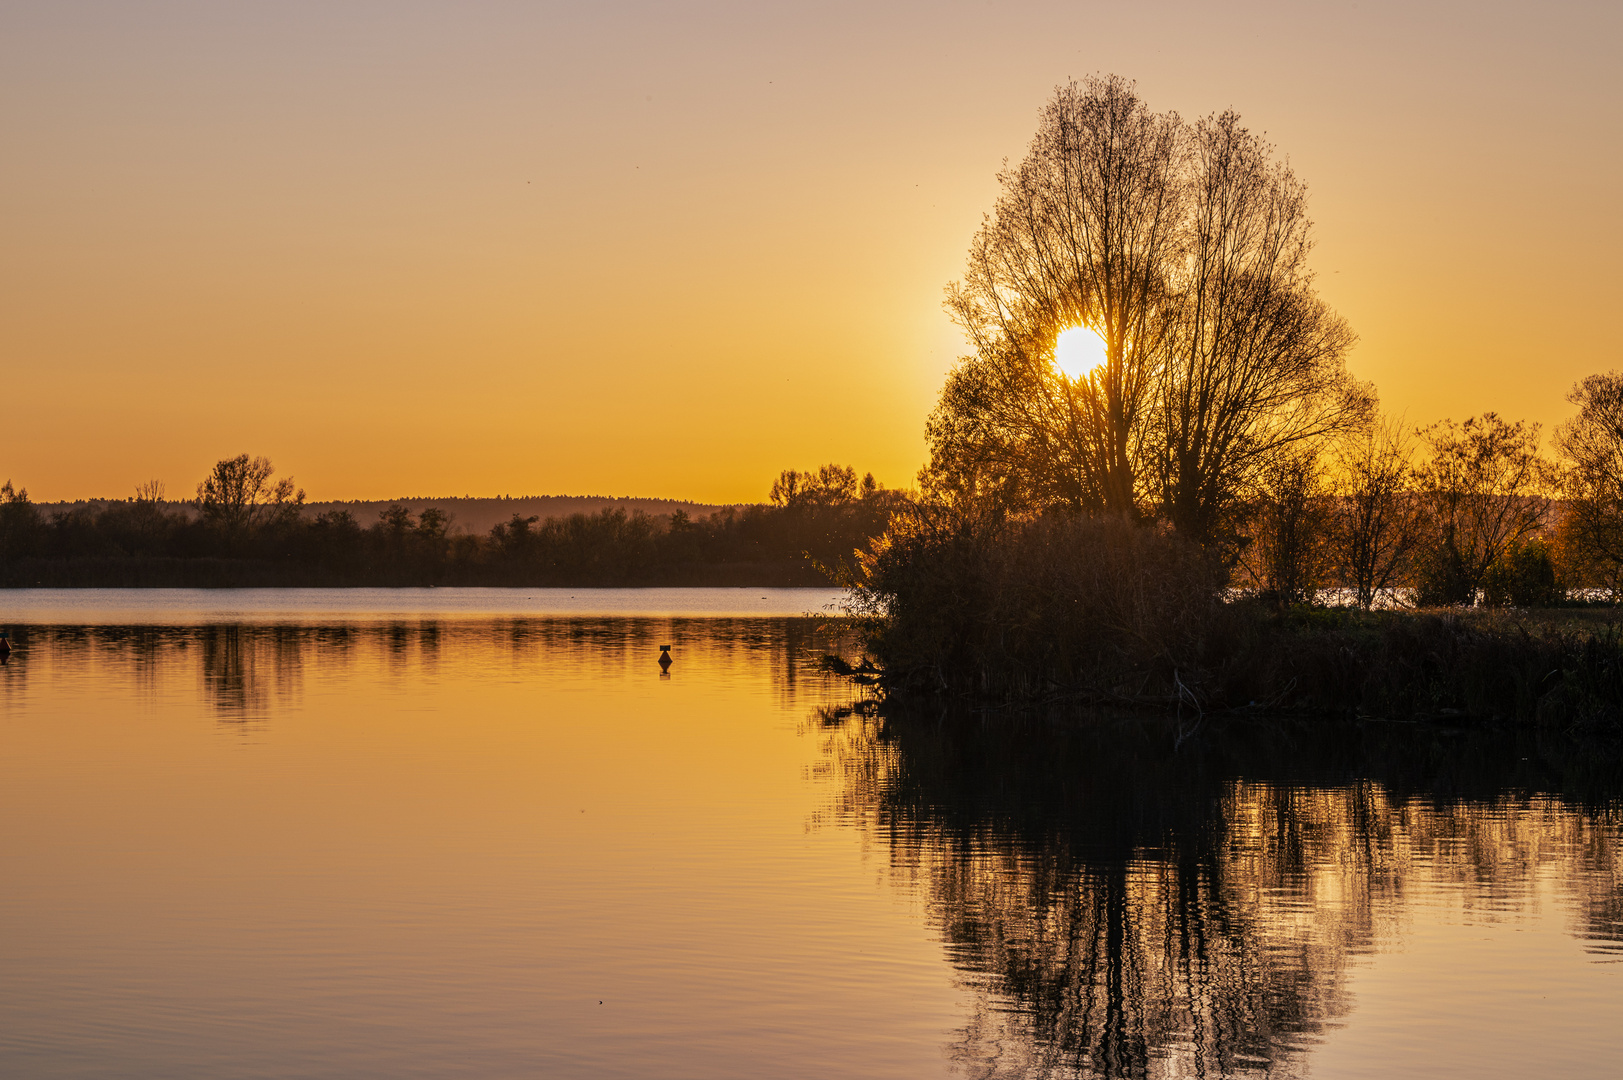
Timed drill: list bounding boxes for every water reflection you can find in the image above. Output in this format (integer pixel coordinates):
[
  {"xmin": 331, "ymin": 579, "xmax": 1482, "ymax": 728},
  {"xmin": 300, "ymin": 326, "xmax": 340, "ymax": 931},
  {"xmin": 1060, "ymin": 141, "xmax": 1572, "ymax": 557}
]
[
  {"xmin": 0, "ymin": 617, "xmax": 851, "ymax": 721},
  {"xmin": 0, "ymin": 612, "xmax": 924, "ymax": 1080},
  {"xmin": 820, "ymin": 709, "xmax": 1623, "ymax": 1079}
]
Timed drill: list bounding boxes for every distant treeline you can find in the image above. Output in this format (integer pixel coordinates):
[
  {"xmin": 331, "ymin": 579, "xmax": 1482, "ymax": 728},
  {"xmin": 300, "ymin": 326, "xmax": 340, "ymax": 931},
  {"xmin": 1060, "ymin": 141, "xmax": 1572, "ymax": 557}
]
[
  {"xmin": 0, "ymin": 459, "xmax": 906, "ymax": 587},
  {"xmin": 296, "ymin": 495, "xmax": 743, "ymax": 536}
]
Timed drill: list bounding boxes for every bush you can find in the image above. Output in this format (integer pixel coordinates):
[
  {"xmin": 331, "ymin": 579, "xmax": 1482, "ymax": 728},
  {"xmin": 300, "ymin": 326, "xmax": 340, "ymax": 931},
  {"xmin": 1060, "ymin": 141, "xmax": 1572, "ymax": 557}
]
[
  {"xmin": 1411, "ymin": 546, "xmax": 1474, "ymax": 607},
  {"xmin": 854, "ymin": 509, "xmax": 1226, "ymax": 699},
  {"xmin": 1481, "ymin": 538, "xmax": 1565, "ymax": 608}
]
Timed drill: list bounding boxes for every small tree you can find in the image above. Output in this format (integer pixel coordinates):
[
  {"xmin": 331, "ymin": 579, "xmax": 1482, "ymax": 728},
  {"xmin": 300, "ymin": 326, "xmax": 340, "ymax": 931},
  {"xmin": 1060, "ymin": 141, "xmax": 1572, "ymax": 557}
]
[
  {"xmin": 491, "ymin": 513, "xmax": 540, "ymax": 562},
  {"xmin": 1554, "ymin": 371, "xmax": 1623, "ymax": 598},
  {"xmin": 310, "ymin": 509, "xmax": 363, "ymax": 575},
  {"xmin": 126, "ymin": 479, "xmax": 177, "ymax": 555},
  {"xmin": 1481, "ymin": 538, "xmax": 1563, "ymax": 608},
  {"xmin": 1411, "ymin": 414, "xmax": 1547, "ymax": 606},
  {"xmin": 1243, "ymin": 450, "xmax": 1330, "ymax": 607},
  {"xmin": 196, "ymin": 455, "xmax": 303, "ymax": 544},
  {"xmin": 1327, "ymin": 419, "xmax": 1421, "ymax": 609},
  {"xmin": 0, "ymin": 480, "xmax": 43, "ymax": 560}
]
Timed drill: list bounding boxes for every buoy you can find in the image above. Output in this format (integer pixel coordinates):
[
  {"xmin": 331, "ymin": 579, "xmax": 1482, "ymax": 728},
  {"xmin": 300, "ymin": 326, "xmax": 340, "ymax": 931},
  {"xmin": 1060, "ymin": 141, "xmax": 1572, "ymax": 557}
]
[
  {"xmin": 0, "ymin": 632, "xmax": 11, "ymax": 658},
  {"xmin": 658, "ymin": 644, "xmax": 672, "ymax": 671}
]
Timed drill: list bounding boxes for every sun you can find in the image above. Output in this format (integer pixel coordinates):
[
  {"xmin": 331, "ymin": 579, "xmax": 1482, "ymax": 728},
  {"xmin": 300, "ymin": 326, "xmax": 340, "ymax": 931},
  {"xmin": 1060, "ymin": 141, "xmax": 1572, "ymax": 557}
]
[{"xmin": 1053, "ymin": 325, "xmax": 1108, "ymax": 380}]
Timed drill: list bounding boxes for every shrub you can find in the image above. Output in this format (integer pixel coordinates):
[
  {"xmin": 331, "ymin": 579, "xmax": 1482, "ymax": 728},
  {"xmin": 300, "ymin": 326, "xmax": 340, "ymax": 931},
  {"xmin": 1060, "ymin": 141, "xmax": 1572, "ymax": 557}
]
[
  {"xmin": 1481, "ymin": 538, "xmax": 1565, "ymax": 609},
  {"xmin": 854, "ymin": 509, "xmax": 1226, "ymax": 699}
]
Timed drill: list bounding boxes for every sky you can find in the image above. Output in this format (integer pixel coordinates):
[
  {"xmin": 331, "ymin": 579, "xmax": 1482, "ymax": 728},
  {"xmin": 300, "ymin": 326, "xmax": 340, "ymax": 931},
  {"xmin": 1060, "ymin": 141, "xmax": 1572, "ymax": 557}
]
[{"xmin": 2, "ymin": 0, "xmax": 1618, "ymax": 503}]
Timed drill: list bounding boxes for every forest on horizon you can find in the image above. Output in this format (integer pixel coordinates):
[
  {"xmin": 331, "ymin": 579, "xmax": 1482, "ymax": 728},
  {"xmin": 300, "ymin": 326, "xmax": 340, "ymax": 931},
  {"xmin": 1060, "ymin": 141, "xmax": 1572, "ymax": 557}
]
[
  {"xmin": 0, "ymin": 461, "xmax": 902, "ymax": 588},
  {"xmin": 33, "ymin": 493, "xmax": 748, "ymax": 538}
]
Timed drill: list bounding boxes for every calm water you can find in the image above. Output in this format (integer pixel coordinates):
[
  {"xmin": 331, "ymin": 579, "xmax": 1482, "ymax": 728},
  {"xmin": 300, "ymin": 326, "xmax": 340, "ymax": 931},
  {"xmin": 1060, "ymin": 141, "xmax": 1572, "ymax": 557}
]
[{"xmin": 1, "ymin": 590, "xmax": 1620, "ymax": 1078}]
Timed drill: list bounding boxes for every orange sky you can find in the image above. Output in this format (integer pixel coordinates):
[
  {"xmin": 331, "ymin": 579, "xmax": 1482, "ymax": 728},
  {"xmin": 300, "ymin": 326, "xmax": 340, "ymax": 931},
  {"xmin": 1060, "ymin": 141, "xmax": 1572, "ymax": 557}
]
[{"xmin": 2, "ymin": 1, "xmax": 1618, "ymax": 503}]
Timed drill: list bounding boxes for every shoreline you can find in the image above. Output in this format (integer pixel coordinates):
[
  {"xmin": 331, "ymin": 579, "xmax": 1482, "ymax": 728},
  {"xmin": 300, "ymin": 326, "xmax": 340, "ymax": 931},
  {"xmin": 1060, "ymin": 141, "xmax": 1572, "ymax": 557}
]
[{"xmin": 0, "ymin": 585, "xmax": 850, "ymax": 624}]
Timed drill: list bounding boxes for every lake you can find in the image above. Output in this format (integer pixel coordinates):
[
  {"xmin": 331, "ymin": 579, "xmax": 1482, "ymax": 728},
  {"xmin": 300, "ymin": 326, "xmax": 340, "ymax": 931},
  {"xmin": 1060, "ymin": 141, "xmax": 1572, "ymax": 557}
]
[{"xmin": 1, "ymin": 589, "xmax": 1619, "ymax": 1078}]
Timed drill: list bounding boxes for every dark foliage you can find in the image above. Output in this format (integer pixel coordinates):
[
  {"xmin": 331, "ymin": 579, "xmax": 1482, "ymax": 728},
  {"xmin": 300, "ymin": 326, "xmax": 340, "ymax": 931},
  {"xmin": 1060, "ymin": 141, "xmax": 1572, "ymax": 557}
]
[
  {"xmin": 848, "ymin": 498, "xmax": 1621, "ymax": 728},
  {"xmin": 0, "ymin": 465, "xmax": 908, "ymax": 588},
  {"xmin": 1481, "ymin": 538, "xmax": 1564, "ymax": 609},
  {"xmin": 1209, "ymin": 608, "xmax": 1623, "ymax": 729},
  {"xmin": 854, "ymin": 511, "xmax": 1228, "ymax": 699}
]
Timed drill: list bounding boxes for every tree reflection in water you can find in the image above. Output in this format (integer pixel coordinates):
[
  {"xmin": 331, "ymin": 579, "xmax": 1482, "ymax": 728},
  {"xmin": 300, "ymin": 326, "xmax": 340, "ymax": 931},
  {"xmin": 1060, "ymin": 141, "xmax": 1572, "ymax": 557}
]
[
  {"xmin": 818, "ymin": 707, "xmax": 1623, "ymax": 1079},
  {"xmin": 0, "ymin": 617, "xmax": 851, "ymax": 722}
]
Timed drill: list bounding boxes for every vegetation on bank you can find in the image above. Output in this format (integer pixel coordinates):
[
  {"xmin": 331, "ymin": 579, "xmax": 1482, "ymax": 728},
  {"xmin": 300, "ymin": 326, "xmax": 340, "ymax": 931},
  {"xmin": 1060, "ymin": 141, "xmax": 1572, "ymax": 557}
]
[
  {"xmin": 0, "ymin": 459, "xmax": 904, "ymax": 587},
  {"xmin": 833, "ymin": 77, "xmax": 1623, "ymax": 729},
  {"xmin": 844, "ymin": 511, "xmax": 1622, "ymax": 725}
]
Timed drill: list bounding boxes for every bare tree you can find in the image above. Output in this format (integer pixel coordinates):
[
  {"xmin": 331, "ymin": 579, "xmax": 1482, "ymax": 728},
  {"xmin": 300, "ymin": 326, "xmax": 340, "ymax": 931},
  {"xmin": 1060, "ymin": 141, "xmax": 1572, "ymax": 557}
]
[
  {"xmin": 1412, "ymin": 414, "xmax": 1547, "ymax": 606},
  {"xmin": 1241, "ymin": 449, "xmax": 1331, "ymax": 607},
  {"xmin": 130, "ymin": 479, "xmax": 172, "ymax": 551},
  {"xmin": 1327, "ymin": 418, "xmax": 1420, "ymax": 609},
  {"xmin": 196, "ymin": 454, "xmax": 304, "ymax": 541},
  {"xmin": 934, "ymin": 75, "xmax": 1184, "ymax": 517},
  {"xmin": 1157, "ymin": 112, "xmax": 1370, "ymax": 550},
  {"xmin": 926, "ymin": 78, "xmax": 1367, "ymax": 552},
  {"xmin": 1554, "ymin": 371, "xmax": 1623, "ymax": 598}
]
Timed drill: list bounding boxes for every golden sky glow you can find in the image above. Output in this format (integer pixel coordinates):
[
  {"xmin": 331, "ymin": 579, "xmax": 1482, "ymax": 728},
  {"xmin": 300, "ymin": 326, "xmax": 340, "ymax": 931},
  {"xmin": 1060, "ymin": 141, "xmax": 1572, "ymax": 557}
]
[{"xmin": 1, "ymin": 1, "xmax": 1618, "ymax": 502}]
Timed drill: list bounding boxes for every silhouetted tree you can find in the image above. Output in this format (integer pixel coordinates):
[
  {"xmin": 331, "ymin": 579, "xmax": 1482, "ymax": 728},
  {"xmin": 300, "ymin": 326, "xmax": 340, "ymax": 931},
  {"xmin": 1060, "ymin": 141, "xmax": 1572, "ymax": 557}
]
[
  {"xmin": 1481, "ymin": 537, "xmax": 1563, "ymax": 608},
  {"xmin": 491, "ymin": 513, "xmax": 540, "ymax": 565},
  {"xmin": 1157, "ymin": 112, "xmax": 1369, "ymax": 551},
  {"xmin": 1412, "ymin": 414, "xmax": 1547, "ymax": 606},
  {"xmin": 415, "ymin": 507, "xmax": 451, "ymax": 566},
  {"xmin": 1242, "ymin": 449, "xmax": 1330, "ymax": 607},
  {"xmin": 1327, "ymin": 419, "xmax": 1422, "ymax": 609},
  {"xmin": 926, "ymin": 77, "xmax": 1369, "ymax": 548},
  {"xmin": 378, "ymin": 503, "xmax": 414, "ymax": 538},
  {"xmin": 309, "ymin": 509, "xmax": 364, "ymax": 575},
  {"xmin": 127, "ymin": 480, "xmax": 175, "ymax": 554},
  {"xmin": 934, "ymin": 75, "xmax": 1183, "ymax": 518},
  {"xmin": 0, "ymin": 480, "xmax": 43, "ymax": 559},
  {"xmin": 771, "ymin": 464, "xmax": 860, "ymax": 507},
  {"xmin": 196, "ymin": 454, "xmax": 303, "ymax": 546},
  {"xmin": 769, "ymin": 464, "xmax": 910, "ymax": 574},
  {"xmin": 1554, "ymin": 371, "xmax": 1623, "ymax": 598}
]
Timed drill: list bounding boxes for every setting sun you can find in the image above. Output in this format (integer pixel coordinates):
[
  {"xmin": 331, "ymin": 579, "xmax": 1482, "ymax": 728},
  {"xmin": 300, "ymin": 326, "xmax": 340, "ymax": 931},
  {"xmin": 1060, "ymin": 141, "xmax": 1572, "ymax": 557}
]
[{"xmin": 1053, "ymin": 326, "xmax": 1108, "ymax": 380}]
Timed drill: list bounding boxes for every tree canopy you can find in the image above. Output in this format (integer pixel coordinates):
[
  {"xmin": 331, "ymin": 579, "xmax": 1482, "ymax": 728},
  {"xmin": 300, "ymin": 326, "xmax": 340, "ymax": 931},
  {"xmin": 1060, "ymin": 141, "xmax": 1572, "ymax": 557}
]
[
  {"xmin": 928, "ymin": 76, "xmax": 1370, "ymax": 551},
  {"xmin": 1555, "ymin": 371, "xmax": 1623, "ymax": 593}
]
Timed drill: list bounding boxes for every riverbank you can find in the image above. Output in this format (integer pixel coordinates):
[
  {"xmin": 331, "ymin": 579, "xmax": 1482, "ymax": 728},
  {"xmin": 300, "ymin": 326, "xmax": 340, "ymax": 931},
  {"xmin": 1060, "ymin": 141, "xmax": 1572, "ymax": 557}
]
[
  {"xmin": 0, "ymin": 586, "xmax": 849, "ymax": 624},
  {"xmin": 0, "ymin": 554, "xmax": 833, "ymax": 588},
  {"xmin": 848, "ymin": 605, "xmax": 1623, "ymax": 732},
  {"xmin": 1223, "ymin": 607, "xmax": 1622, "ymax": 728}
]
